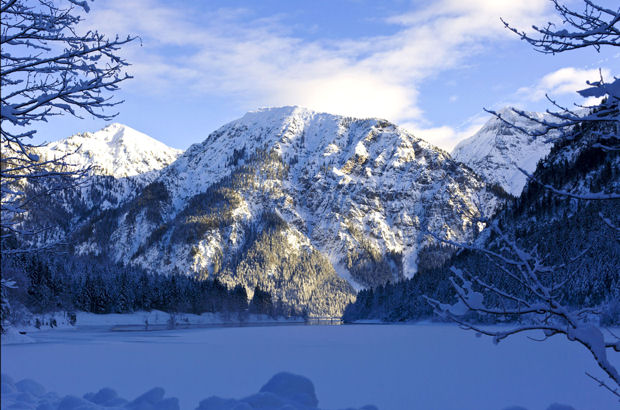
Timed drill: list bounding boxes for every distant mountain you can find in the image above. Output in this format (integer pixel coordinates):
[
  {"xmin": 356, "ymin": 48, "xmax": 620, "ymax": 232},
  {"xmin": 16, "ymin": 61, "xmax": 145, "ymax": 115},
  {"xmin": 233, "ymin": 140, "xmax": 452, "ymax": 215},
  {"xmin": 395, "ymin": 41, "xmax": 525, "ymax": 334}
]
[
  {"xmin": 17, "ymin": 124, "xmax": 182, "ymax": 247},
  {"xmin": 29, "ymin": 123, "xmax": 183, "ymax": 214},
  {"xmin": 27, "ymin": 107, "xmax": 504, "ymax": 317},
  {"xmin": 41, "ymin": 123, "xmax": 183, "ymax": 179},
  {"xmin": 452, "ymin": 108, "xmax": 556, "ymax": 196}
]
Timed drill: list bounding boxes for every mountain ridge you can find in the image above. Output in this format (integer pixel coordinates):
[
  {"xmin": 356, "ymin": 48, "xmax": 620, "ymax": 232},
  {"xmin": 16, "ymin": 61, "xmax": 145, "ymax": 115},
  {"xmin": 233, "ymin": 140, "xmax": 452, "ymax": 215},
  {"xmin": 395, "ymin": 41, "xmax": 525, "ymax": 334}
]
[
  {"xmin": 48, "ymin": 107, "xmax": 506, "ymax": 316},
  {"xmin": 344, "ymin": 113, "xmax": 619, "ymax": 322},
  {"xmin": 14, "ymin": 106, "xmax": 535, "ymax": 317},
  {"xmin": 451, "ymin": 107, "xmax": 556, "ymax": 196}
]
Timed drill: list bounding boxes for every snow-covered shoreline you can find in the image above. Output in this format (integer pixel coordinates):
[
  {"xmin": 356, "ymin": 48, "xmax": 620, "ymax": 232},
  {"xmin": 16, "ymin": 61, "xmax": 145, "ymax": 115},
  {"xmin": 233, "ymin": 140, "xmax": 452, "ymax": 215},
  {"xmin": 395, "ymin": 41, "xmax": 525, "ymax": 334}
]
[{"xmin": 1, "ymin": 310, "xmax": 304, "ymax": 345}]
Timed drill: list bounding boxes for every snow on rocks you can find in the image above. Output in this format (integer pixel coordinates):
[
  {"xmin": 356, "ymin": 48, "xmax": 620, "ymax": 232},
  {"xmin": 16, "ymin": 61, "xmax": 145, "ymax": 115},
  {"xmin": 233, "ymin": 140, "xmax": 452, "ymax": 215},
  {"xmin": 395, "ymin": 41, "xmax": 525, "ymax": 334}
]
[
  {"xmin": 196, "ymin": 372, "xmax": 377, "ymax": 410},
  {"xmin": 0, "ymin": 371, "xmax": 579, "ymax": 410},
  {"xmin": 83, "ymin": 388, "xmax": 128, "ymax": 407},
  {"xmin": 259, "ymin": 372, "xmax": 319, "ymax": 408},
  {"xmin": 1, "ymin": 374, "xmax": 178, "ymax": 410},
  {"xmin": 1, "ymin": 373, "xmax": 376, "ymax": 410}
]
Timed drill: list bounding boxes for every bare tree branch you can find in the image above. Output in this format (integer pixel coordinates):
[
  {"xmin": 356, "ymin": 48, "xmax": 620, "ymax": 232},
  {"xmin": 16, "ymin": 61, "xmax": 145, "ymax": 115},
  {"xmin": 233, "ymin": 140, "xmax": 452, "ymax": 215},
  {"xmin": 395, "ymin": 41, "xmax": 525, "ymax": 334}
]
[{"xmin": 0, "ymin": 0, "xmax": 135, "ymax": 250}]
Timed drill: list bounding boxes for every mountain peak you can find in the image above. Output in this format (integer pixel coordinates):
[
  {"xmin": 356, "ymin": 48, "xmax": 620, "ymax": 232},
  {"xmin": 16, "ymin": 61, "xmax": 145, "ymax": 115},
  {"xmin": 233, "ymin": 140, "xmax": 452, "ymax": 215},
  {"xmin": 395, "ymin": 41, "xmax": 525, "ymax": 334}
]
[
  {"xmin": 42, "ymin": 123, "xmax": 183, "ymax": 178},
  {"xmin": 150, "ymin": 107, "xmax": 500, "ymax": 292},
  {"xmin": 84, "ymin": 123, "xmax": 166, "ymax": 149},
  {"xmin": 247, "ymin": 105, "xmax": 304, "ymax": 116},
  {"xmin": 173, "ymin": 106, "xmax": 409, "ymax": 206},
  {"xmin": 232, "ymin": 106, "xmax": 313, "ymax": 128}
]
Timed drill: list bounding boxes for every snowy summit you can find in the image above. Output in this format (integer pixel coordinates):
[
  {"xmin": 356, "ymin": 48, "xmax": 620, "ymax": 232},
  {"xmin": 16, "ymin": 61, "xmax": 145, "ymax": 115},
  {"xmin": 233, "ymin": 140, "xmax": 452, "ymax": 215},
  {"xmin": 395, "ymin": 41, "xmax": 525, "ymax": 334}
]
[{"xmin": 41, "ymin": 123, "xmax": 183, "ymax": 178}]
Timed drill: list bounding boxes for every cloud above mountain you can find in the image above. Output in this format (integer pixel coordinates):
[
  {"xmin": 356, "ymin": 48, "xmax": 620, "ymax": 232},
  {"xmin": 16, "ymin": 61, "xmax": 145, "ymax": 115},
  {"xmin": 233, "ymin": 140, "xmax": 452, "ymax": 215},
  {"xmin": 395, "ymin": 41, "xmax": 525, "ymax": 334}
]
[{"xmin": 80, "ymin": 0, "xmax": 554, "ymax": 149}]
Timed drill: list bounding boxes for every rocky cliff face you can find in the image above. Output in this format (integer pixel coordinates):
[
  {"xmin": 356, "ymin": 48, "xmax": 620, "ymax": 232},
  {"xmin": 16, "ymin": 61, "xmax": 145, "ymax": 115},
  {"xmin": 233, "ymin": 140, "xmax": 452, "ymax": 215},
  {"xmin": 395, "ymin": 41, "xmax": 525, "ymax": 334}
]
[{"xmin": 344, "ymin": 111, "xmax": 620, "ymax": 322}]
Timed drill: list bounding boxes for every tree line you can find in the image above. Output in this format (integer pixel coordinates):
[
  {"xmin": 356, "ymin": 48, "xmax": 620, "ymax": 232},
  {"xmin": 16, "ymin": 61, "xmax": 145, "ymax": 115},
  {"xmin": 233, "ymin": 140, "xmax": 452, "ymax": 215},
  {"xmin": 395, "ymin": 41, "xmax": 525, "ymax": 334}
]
[{"xmin": 1, "ymin": 253, "xmax": 302, "ymax": 328}]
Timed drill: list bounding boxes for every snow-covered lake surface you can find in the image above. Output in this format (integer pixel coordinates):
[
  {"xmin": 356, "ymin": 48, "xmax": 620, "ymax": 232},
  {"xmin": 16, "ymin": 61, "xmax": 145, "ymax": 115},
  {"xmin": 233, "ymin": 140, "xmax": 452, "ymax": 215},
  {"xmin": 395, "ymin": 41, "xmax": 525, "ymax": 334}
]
[{"xmin": 2, "ymin": 323, "xmax": 618, "ymax": 410}]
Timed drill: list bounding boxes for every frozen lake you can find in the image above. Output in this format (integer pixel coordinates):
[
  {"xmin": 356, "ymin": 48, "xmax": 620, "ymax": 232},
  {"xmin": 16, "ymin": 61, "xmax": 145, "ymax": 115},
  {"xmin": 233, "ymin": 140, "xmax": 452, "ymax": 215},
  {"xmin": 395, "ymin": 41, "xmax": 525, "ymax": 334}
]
[{"xmin": 2, "ymin": 323, "xmax": 618, "ymax": 410}]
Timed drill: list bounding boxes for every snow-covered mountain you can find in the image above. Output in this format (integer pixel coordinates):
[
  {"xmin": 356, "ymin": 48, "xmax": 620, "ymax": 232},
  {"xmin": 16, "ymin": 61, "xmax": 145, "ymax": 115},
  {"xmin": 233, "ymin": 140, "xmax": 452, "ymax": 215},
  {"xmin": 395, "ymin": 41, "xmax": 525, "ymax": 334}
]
[
  {"xmin": 452, "ymin": 108, "xmax": 556, "ymax": 196},
  {"xmin": 40, "ymin": 123, "xmax": 183, "ymax": 179},
  {"xmin": 17, "ymin": 124, "xmax": 183, "ymax": 249},
  {"xmin": 65, "ymin": 107, "xmax": 503, "ymax": 316},
  {"xmin": 33, "ymin": 123, "xmax": 183, "ymax": 212}
]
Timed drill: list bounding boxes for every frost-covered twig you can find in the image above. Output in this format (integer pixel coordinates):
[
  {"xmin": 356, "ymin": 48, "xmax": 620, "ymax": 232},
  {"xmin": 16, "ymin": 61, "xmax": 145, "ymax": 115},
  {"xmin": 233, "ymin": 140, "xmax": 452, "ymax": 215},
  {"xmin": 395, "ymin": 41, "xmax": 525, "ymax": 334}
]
[{"xmin": 586, "ymin": 371, "xmax": 620, "ymax": 399}]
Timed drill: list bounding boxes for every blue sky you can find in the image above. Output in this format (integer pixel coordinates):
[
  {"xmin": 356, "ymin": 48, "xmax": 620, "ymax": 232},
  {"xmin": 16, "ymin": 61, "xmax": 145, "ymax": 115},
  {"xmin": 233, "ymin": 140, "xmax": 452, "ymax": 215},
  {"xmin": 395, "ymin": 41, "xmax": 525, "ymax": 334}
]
[{"xmin": 31, "ymin": 0, "xmax": 619, "ymax": 151}]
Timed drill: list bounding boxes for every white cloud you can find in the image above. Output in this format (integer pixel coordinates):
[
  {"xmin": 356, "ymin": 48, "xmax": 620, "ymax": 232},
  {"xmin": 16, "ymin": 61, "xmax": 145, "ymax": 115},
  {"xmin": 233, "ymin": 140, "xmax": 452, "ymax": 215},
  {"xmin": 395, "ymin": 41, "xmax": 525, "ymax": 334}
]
[
  {"xmin": 81, "ymin": 0, "xmax": 551, "ymax": 131},
  {"xmin": 517, "ymin": 67, "xmax": 611, "ymax": 102},
  {"xmin": 402, "ymin": 114, "xmax": 490, "ymax": 152}
]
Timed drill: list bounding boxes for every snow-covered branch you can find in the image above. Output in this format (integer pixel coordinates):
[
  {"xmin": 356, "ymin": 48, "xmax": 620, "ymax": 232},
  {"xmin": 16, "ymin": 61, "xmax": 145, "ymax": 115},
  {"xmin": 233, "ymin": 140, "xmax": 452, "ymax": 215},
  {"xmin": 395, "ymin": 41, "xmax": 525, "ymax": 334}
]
[
  {"xmin": 424, "ymin": 0, "xmax": 620, "ymax": 400},
  {"xmin": 501, "ymin": 0, "xmax": 620, "ymax": 54},
  {"xmin": 425, "ymin": 222, "xmax": 620, "ymax": 397}
]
